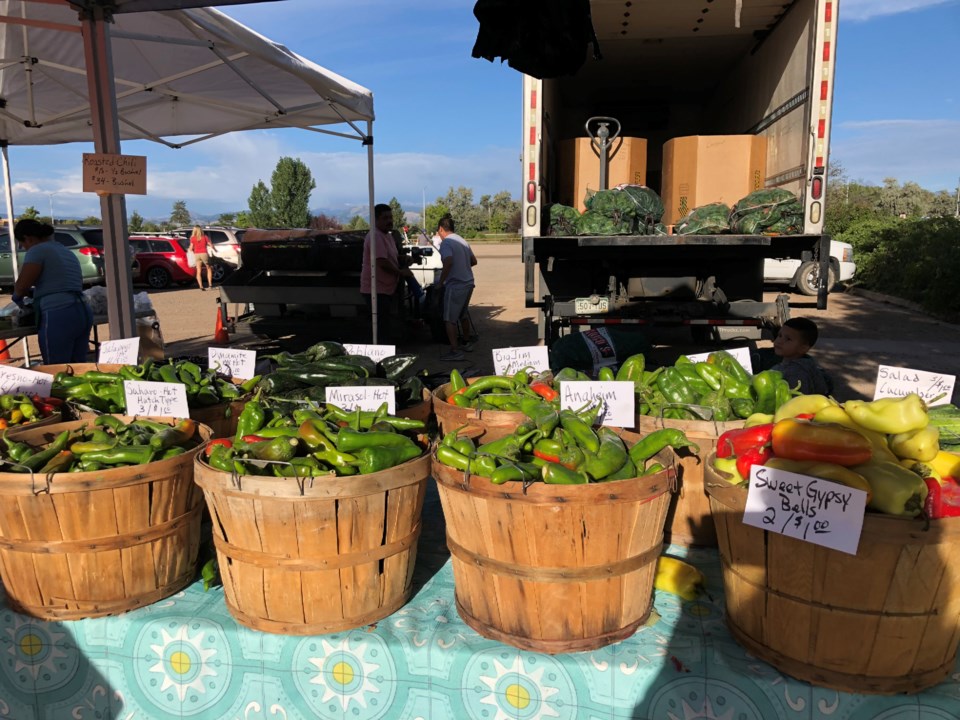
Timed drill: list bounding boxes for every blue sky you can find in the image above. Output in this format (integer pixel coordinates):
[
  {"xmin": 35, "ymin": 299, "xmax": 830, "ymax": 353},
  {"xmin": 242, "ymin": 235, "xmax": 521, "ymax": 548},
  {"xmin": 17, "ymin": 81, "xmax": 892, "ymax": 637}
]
[{"xmin": 7, "ymin": 0, "xmax": 960, "ymax": 221}]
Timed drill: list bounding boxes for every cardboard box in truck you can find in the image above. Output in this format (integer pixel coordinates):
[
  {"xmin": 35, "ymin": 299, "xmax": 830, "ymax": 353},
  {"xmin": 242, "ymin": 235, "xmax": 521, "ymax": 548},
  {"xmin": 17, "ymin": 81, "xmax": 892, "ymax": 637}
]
[
  {"xmin": 661, "ymin": 135, "xmax": 767, "ymax": 225},
  {"xmin": 559, "ymin": 137, "xmax": 647, "ymax": 212}
]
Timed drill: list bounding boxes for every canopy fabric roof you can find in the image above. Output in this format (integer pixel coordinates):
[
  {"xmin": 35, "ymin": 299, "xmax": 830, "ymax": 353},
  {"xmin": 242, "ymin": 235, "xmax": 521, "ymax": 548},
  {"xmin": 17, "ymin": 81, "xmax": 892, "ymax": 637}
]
[{"xmin": 0, "ymin": 0, "xmax": 375, "ymax": 147}]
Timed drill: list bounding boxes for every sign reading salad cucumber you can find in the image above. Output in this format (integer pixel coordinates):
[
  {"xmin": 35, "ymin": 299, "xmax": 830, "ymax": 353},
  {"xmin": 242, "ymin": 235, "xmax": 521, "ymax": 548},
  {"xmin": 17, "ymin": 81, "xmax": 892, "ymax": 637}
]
[
  {"xmin": 873, "ymin": 365, "xmax": 955, "ymax": 407},
  {"xmin": 124, "ymin": 380, "xmax": 189, "ymax": 418},
  {"xmin": 743, "ymin": 465, "xmax": 866, "ymax": 555},
  {"xmin": 559, "ymin": 381, "xmax": 634, "ymax": 428}
]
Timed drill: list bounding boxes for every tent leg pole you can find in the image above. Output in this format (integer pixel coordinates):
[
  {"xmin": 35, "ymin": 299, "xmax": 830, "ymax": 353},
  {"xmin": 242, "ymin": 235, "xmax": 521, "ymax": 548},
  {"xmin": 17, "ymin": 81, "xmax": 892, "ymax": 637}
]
[
  {"xmin": 82, "ymin": 7, "xmax": 136, "ymax": 341},
  {"xmin": 367, "ymin": 120, "xmax": 377, "ymax": 344},
  {"xmin": 1, "ymin": 144, "xmax": 29, "ymax": 366}
]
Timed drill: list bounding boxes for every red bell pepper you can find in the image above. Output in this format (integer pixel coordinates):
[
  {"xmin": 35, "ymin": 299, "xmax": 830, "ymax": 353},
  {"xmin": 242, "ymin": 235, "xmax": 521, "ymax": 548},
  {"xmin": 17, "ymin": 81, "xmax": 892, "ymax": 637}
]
[
  {"xmin": 924, "ymin": 477, "xmax": 960, "ymax": 519},
  {"xmin": 204, "ymin": 438, "xmax": 233, "ymax": 457},
  {"xmin": 716, "ymin": 424, "xmax": 774, "ymax": 459},
  {"xmin": 736, "ymin": 445, "xmax": 772, "ymax": 481}
]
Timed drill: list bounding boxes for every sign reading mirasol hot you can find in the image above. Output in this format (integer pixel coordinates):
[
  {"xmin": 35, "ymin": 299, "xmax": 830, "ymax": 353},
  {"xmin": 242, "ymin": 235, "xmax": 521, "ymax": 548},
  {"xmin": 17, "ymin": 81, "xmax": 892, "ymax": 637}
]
[{"xmin": 82, "ymin": 153, "xmax": 147, "ymax": 195}]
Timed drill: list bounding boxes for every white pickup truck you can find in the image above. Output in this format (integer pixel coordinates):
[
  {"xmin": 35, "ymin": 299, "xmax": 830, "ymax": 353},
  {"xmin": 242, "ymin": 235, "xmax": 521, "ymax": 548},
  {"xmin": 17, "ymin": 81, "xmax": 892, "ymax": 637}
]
[{"xmin": 764, "ymin": 239, "xmax": 856, "ymax": 295}]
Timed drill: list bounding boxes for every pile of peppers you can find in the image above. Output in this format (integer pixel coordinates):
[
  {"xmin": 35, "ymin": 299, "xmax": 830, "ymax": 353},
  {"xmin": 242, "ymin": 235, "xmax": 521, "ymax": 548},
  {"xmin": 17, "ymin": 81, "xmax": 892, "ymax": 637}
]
[
  {"xmin": 0, "ymin": 416, "xmax": 200, "ymax": 474},
  {"xmin": 712, "ymin": 392, "xmax": 960, "ymax": 519},
  {"xmin": 616, "ymin": 351, "xmax": 798, "ymax": 422},
  {"xmin": 202, "ymin": 393, "xmax": 426, "ymax": 477},
  {"xmin": 436, "ymin": 396, "xmax": 699, "ymax": 485},
  {"xmin": 0, "ymin": 393, "xmax": 62, "ymax": 429},
  {"xmin": 51, "ymin": 358, "xmax": 260, "ymax": 413},
  {"xmin": 445, "ymin": 367, "xmax": 567, "ymax": 410},
  {"xmin": 259, "ymin": 341, "xmax": 425, "ymax": 410}
]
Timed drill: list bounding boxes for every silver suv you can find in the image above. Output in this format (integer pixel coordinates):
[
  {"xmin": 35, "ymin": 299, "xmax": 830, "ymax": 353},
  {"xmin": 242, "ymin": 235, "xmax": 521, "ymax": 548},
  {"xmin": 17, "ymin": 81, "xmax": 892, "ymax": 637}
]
[{"xmin": 172, "ymin": 226, "xmax": 244, "ymax": 267}]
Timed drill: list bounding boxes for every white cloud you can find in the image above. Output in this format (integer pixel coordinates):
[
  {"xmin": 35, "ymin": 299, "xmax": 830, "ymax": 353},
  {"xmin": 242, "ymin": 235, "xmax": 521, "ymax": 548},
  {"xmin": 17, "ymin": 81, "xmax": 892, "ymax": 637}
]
[
  {"xmin": 842, "ymin": 0, "xmax": 958, "ymax": 21},
  {"xmin": 831, "ymin": 118, "xmax": 960, "ymax": 190}
]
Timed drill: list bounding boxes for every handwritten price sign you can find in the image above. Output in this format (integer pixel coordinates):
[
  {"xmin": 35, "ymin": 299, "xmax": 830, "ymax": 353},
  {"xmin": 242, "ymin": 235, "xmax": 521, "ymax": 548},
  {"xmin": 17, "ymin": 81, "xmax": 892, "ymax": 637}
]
[
  {"xmin": 686, "ymin": 346, "xmax": 754, "ymax": 375},
  {"xmin": 492, "ymin": 346, "xmax": 550, "ymax": 376},
  {"xmin": 743, "ymin": 465, "xmax": 867, "ymax": 555},
  {"xmin": 344, "ymin": 344, "xmax": 396, "ymax": 362},
  {"xmin": 99, "ymin": 337, "xmax": 140, "ymax": 365},
  {"xmin": 124, "ymin": 380, "xmax": 189, "ymax": 418},
  {"xmin": 325, "ymin": 386, "xmax": 396, "ymax": 415},
  {"xmin": 559, "ymin": 381, "xmax": 634, "ymax": 428},
  {"xmin": 0, "ymin": 366, "xmax": 53, "ymax": 397},
  {"xmin": 208, "ymin": 348, "xmax": 257, "ymax": 380},
  {"xmin": 873, "ymin": 365, "xmax": 955, "ymax": 406}
]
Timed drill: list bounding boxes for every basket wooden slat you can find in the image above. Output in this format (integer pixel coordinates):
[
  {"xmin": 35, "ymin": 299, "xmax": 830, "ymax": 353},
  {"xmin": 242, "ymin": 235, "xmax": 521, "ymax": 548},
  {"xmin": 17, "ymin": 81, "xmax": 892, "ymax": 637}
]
[
  {"xmin": 432, "ymin": 445, "xmax": 673, "ymax": 654},
  {"xmin": 632, "ymin": 414, "xmax": 741, "ymax": 547},
  {"xmin": 194, "ymin": 452, "xmax": 430, "ymax": 635},
  {"xmin": 706, "ymin": 456, "xmax": 960, "ymax": 694},
  {"xmin": 432, "ymin": 380, "xmax": 527, "ymax": 442},
  {"xmin": 0, "ymin": 417, "xmax": 210, "ymax": 620}
]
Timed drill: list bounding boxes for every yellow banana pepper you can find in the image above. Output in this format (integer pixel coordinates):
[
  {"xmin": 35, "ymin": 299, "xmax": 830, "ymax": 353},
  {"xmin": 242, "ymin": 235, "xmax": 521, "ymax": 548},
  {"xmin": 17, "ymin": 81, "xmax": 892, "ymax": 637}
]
[
  {"xmin": 843, "ymin": 395, "xmax": 928, "ymax": 435},
  {"xmin": 773, "ymin": 394, "xmax": 837, "ymax": 423},
  {"xmin": 744, "ymin": 412, "xmax": 774, "ymax": 427},
  {"xmin": 813, "ymin": 405, "xmax": 899, "ymax": 463},
  {"xmin": 764, "ymin": 457, "xmax": 873, "ymax": 502},
  {"xmin": 889, "ymin": 425, "xmax": 940, "ymax": 463},
  {"xmin": 929, "ymin": 450, "xmax": 960, "ymax": 479},
  {"xmin": 654, "ymin": 556, "xmax": 705, "ymax": 602},
  {"xmin": 852, "ymin": 460, "xmax": 928, "ymax": 517}
]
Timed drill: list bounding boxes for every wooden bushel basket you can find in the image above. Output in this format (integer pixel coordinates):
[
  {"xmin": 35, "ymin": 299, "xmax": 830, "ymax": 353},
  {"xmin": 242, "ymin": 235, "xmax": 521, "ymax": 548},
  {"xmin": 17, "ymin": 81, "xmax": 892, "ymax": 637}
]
[
  {"xmin": 633, "ymin": 414, "xmax": 742, "ymax": 547},
  {"xmin": 0, "ymin": 418, "xmax": 211, "ymax": 620},
  {"xmin": 432, "ymin": 449, "xmax": 674, "ymax": 654},
  {"xmin": 706, "ymin": 458, "xmax": 960, "ymax": 694},
  {"xmin": 194, "ymin": 452, "xmax": 430, "ymax": 635},
  {"xmin": 432, "ymin": 380, "xmax": 527, "ymax": 442},
  {"xmin": 35, "ymin": 362, "xmax": 247, "ymax": 438}
]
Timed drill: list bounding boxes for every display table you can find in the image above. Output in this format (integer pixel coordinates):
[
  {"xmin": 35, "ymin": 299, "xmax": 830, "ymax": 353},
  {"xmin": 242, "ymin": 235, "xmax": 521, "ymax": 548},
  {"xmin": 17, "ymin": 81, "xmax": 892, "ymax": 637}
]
[
  {"xmin": 0, "ymin": 487, "xmax": 958, "ymax": 719},
  {"xmin": 0, "ymin": 310, "xmax": 156, "ymax": 364}
]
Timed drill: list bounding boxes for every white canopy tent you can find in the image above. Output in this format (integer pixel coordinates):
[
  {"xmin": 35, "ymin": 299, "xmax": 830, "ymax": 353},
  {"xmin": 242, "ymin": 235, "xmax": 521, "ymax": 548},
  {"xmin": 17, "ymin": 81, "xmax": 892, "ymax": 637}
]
[{"xmin": 0, "ymin": 0, "xmax": 380, "ymax": 341}]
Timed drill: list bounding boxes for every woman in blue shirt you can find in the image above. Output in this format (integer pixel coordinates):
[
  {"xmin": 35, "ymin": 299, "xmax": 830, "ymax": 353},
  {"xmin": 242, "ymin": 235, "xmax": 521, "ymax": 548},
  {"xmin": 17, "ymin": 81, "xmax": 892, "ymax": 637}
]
[{"xmin": 12, "ymin": 219, "xmax": 93, "ymax": 363}]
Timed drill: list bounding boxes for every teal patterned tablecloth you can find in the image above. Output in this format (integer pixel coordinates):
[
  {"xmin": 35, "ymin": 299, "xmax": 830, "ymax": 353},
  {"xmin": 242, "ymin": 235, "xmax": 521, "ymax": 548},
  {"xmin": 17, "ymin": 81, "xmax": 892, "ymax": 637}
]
[{"xmin": 1, "ymin": 487, "xmax": 959, "ymax": 719}]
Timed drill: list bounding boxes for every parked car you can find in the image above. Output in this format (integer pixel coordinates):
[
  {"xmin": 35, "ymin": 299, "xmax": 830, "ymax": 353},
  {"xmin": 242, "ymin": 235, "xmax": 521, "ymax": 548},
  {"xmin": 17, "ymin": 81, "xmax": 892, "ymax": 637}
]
[
  {"xmin": 763, "ymin": 239, "xmax": 857, "ymax": 295},
  {"xmin": 172, "ymin": 225, "xmax": 244, "ymax": 268},
  {"xmin": 0, "ymin": 227, "xmax": 104, "ymax": 290},
  {"xmin": 130, "ymin": 235, "xmax": 198, "ymax": 289}
]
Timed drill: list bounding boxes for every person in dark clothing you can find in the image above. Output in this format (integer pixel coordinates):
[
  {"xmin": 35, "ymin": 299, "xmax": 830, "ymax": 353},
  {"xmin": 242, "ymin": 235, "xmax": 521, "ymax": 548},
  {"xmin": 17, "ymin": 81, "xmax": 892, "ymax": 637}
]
[{"xmin": 770, "ymin": 317, "xmax": 833, "ymax": 395}]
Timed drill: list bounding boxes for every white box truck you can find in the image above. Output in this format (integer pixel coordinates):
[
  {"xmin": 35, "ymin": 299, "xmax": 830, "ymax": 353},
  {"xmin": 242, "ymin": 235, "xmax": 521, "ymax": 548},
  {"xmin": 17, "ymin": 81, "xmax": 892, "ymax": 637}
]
[{"xmin": 521, "ymin": 0, "xmax": 848, "ymax": 343}]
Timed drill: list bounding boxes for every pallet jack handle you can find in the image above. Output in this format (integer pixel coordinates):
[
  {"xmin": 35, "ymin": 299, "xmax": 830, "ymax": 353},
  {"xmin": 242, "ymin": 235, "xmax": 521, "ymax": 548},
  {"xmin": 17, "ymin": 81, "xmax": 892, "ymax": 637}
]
[{"xmin": 585, "ymin": 116, "xmax": 621, "ymax": 191}]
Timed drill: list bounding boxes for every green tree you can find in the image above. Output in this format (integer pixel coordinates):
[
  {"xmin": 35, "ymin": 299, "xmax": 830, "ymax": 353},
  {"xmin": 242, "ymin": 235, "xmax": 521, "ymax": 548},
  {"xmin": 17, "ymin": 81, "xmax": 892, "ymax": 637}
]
[
  {"xmin": 424, "ymin": 203, "xmax": 450, "ymax": 234},
  {"xmin": 128, "ymin": 211, "xmax": 144, "ymax": 233},
  {"xmin": 169, "ymin": 200, "xmax": 191, "ymax": 227},
  {"xmin": 234, "ymin": 211, "xmax": 252, "ymax": 228},
  {"xmin": 19, "ymin": 206, "xmax": 39, "ymax": 220},
  {"xmin": 217, "ymin": 212, "xmax": 236, "ymax": 226},
  {"xmin": 81, "ymin": 216, "xmax": 101, "ymax": 226},
  {"xmin": 345, "ymin": 215, "xmax": 369, "ymax": 230},
  {"xmin": 270, "ymin": 156, "xmax": 315, "ymax": 227},
  {"xmin": 142, "ymin": 221, "xmax": 161, "ymax": 233},
  {"xmin": 388, "ymin": 197, "xmax": 406, "ymax": 229},
  {"xmin": 247, "ymin": 181, "xmax": 273, "ymax": 228}
]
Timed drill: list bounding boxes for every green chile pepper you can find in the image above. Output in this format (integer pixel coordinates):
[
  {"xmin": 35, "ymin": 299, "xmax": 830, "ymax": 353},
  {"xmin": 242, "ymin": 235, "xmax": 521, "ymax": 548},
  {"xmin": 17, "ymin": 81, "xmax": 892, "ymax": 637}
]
[
  {"xmin": 615, "ymin": 354, "xmax": 645, "ymax": 383},
  {"xmin": 249, "ymin": 437, "xmax": 298, "ymax": 462},
  {"xmin": 656, "ymin": 368, "xmax": 697, "ymax": 406},
  {"xmin": 335, "ymin": 428, "xmax": 419, "ymax": 453},
  {"xmin": 461, "ymin": 376, "xmax": 517, "ymax": 399},
  {"xmin": 628, "ymin": 428, "xmax": 700, "ymax": 464},
  {"xmin": 559, "ymin": 410, "xmax": 600, "ymax": 453},
  {"xmin": 436, "ymin": 445, "xmax": 476, "ymax": 472},
  {"xmin": 235, "ymin": 393, "xmax": 266, "ymax": 441},
  {"xmin": 603, "ymin": 455, "xmax": 637, "ymax": 481},
  {"xmin": 352, "ymin": 444, "xmax": 422, "ymax": 474},
  {"xmin": 710, "ymin": 350, "xmax": 752, "ymax": 385},
  {"xmin": 490, "ymin": 461, "xmax": 540, "ymax": 485},
  {"xmin": 580, "ymin": 429, "xmax": 628, "ymax": 481},
  {"xmin": 752, "ymin": 370, "xmax": 782, "ymax": 415},
  {"xmin": 597, "ymin": 366, "xmax": 616, "ymax": 382},
  {"xmin": 205, "ymin": 444, "xmax": 234, "ymax": 471},
  {"xmin": 449, "ymin": 368, "xmax": 467, "ymax": 393},
  {"xmin": 642, "ymin": 462, "xmax": 666, "ymax": 476},
  {"xmin": 79, "ymin": 445, "xmax": 156, "ymax": 466},
  {"xmin": 542, "ymin": 463, "xmax": 589, "ymax": 485}
]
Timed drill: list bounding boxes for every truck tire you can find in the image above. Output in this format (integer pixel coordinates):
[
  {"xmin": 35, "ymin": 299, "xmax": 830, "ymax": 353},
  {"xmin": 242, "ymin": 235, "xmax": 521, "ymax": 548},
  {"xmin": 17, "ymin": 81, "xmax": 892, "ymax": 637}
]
[{"xmin": 795, "ymin": 261, "xmax": 838, "ymax": 296}]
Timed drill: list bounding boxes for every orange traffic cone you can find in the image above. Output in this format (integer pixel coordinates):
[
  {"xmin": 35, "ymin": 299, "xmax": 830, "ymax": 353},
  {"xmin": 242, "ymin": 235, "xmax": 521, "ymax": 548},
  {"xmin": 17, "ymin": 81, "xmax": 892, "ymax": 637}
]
[
  {"xmin": 213, "ymin": 310, "xmax": 230, "ymax": 345},
  {"xmin": 0, "ymin": 340, "xmax": 9, "ymax": 362}
]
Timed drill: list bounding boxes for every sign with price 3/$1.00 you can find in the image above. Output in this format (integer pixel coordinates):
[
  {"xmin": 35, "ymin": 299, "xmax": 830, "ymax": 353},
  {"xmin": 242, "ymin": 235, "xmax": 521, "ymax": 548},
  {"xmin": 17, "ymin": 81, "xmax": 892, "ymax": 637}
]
[
  {"xmin": 743, "ymin": 465, "xmax": 867, "ymax": 555},
  {"xmin": 123, "ymin": 380, "xmax": 190, "ymax": 418}
]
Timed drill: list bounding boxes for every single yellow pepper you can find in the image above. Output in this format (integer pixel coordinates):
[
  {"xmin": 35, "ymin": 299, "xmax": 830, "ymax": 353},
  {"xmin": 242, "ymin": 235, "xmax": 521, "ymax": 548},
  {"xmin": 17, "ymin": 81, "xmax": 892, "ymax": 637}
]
[
  {"xmin": 900, "ymin": 458, "xmax": 941, "ymax": 481},
  {"xmin": 712, "ymin": 456, "xmax": 745, "ymax": 484},
  {"xmin": 773, "ymin": 394, "xmax": 837, "ymax": 423},
  {"xmin": 744, "ymin": 412, "xmax": 774, "ymax": 427},
  {"xmin": 813, "ymin": 405, "xmax": 899, "ymax": 464},
  {"xmin": 764, "ymin": 457, "xmax": 873, "ymax": 502},
  {"xmin": 852, "ymin": 460, "xmax": 928, "ymax": 517},
  {"xmin": 843, "ymin": 395, "xmax": 928, "ymax": 435},
  {"xmin": 889, "ymin": 425, "xmax": 940, "ymax": 463},
  {"xmin": 929, "ymin": 450, "xmax": 960, "ymax": 479},
  {"xmin": 654, "ymin": 556, "xmax": 705, "ymax": 602}
]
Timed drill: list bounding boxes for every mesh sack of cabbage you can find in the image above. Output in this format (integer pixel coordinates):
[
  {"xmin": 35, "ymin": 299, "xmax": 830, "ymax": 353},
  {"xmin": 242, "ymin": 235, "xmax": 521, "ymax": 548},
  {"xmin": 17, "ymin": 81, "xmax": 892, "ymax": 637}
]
[{"xmin": 729, "ymin": 188, "xmax": 804, "ymax": 234}]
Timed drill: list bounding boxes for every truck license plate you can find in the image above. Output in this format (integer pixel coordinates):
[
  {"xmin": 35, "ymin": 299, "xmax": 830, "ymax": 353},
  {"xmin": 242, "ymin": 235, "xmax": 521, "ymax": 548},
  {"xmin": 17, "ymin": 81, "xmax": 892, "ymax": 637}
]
[{"xmin": 574, "ymin": 297, "xmax": 609, "ymax": 314}]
